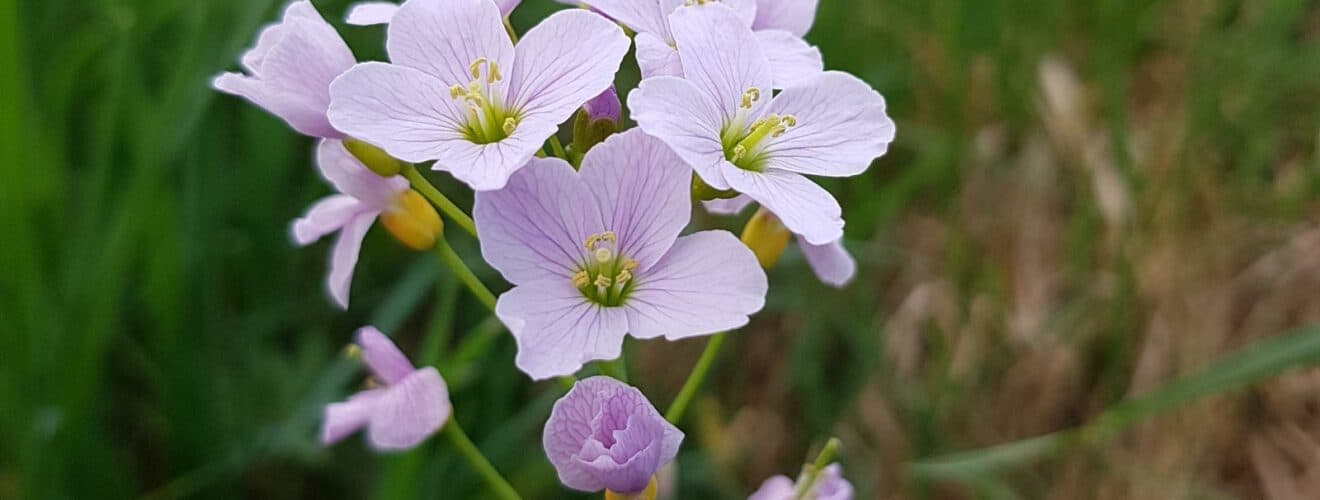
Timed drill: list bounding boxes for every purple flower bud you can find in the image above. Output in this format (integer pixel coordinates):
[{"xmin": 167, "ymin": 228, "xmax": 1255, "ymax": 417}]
[
  {"xmin": 748, "ymin": 463, "xmax": 854, "ymax": 500},
  {"xmin": 583, "ymin": 85, "xmax": 621, "ymax": 124},
  {"xmin": 543, "ymin": 376, "xmax": 684, "ymax": 494}
]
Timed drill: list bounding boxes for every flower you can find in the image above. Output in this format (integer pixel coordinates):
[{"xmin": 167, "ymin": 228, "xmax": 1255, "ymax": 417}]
[
  {"xmin": 566, "ymin": 0, "xmax": 822, "ymax": 87},
  {"xmin": 629, "ymin": 2, "xmax": 895, "ymax": 246},
  {"xmin": 321, "ymin": 326, "xmax": 451, "ymax": 451},
  {"xmin": 748, "ymin": 463, "xmax": 853, "ymax": 500},
  {"xmin": 707, "ymin": 196, "xmax": 856, "ymax": 287},
  {"xmin": 344, "ymin": 0, "xmax": 522, "ymax": 26},
  {"xmin": 583, "ymin": 85, "xmax": 622, "ymax": 124},
  {"xmin": 328, "ymin": 0, "xmax": 630, "ymax": 191},
  {"xmin": 291, "ymin": 140, "xmax": 413, "ymax": 309},
  {"xmin": 543, "ymin": 376, "xmax": 683, "ymax": 494},
  {"xmin": 474, "ymin": 129, "xmax": 767, "ymax": 379},
  {"xmin": 213, "ymin": 1, "xmax": 354, "ymax": 138}
]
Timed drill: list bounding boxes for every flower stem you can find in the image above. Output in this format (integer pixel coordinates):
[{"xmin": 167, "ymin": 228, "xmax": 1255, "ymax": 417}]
[
  {"xmin": 664, "ymin": 332, "xmax": 726, "ymax": 423},
  {"xmin": 548, "ymin": 135, "xmax": 569, "ymax": 160},
  {"xmin": 792, "ymin": 437, "xmax": 841, "ymax": 499},
  {"xmin": 400, "ymin": 163, "xmax": 477, "ymax": 237},
  {"xmin": 443, "ymin": 419, "xmax": 523, "ymax": 500},
  {"xmin": 435, "ymin": 237, "xmax": 497, "ymax": 312}
]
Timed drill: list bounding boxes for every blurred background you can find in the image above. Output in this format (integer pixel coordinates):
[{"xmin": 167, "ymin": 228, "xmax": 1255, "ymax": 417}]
[{"xmin": 2, "ymin": 0, "xmax": 1318, "ymax": 498}]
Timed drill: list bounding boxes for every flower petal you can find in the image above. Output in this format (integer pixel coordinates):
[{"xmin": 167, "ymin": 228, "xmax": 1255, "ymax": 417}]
[
  {"xmin": 702, "ymin": 195, "xmax": 753, "ymax": 216},
  {"xmin": 474, "ymin": 157, "xmax": 605, "ymax": 284},
  {"xmin": 572, "ymin": 0, "xmax": 672, "ymax": 39},
  {"xmin": 763, "ymin": 71, "xmax": 896, "ymax": 177},
  {"xmin": 494, "ymin": 0, "xmax": 522, "ymax": 16},
  {"xmin": 328, "ymin": 62, "xmax": 468, "ymax": 164},
  {"xmin": 799, "ymin": 237, "xmax": 855, "ymax": 287},
  {"xmin": 751, "ymin": 0, "xmax": 818, "ymax": 37},
  {"xmin": 507, "ymin": 9, "xmax": 629, "ymax": 132},
  {"xmin": 747, "ymin": 475, "xmax": 797, "ymax": 500},
  {"xmin": 577, "ymin": 424, "xmax": 663, "ymax": 493},
  {"xmin": 345, "ymin": 1, "xmax": 398, "ymax": 25},
  {"xmin": 754, "ymin": 30, "xmax": 823, "ymax": 89},
  {"xmin": 628, "ymin": 76, "xmax": 730, "ymax": 189},
  {"xmin": 321, "ymin": 390, "xmax": 382, "ymax": 446},
  {"xmin": 385, "ymin": 0, "xmax": 514, "ymax": 85},
  {"xmin": 366, "ymin": 367, "xmax": 451, "ymax": 451},
  {"xmin": 291, "ymin": 194, "xmax": 366, "ymax": 246},
  {"xmin": 634, "ymin": 32, "xmax": 684, "ymax": 79},
  {"xmin": 317, "ymin": 139, "xmax": 408, "ymax": 207},
  {"xmin": 355, "ymin": 326, "xmax": 415, "ymax": 385},
  {"xmin": 626, "ymin": 231, "xmax": 767, "ymax": 340},
  {"xmin": 669, "ymin": 2, "xmax": 772, "ymax": 123},
  {"xmin": 721, "ymin": 167, "xmax": 843, "ymax": 245},
  {"xmin": 579, "ymin": 129, "xmax": 690, "ymax": 271},
  {"xmin": 328, "ymin": 212, "xmax": 378, "ymax": 309},
  {"xmin": 496, "ymin": 281, "xmax": 628, "ymax": 380},
  {"xmin": 433, "ymin": 124, "xmax": 548, "ymax": 191}
]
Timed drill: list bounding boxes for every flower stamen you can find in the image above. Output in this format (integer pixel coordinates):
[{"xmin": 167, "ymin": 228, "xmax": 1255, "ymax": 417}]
[
  {"xmin": 449, "ymin": 57, "xmax": 516, "ymax": 144},
  {"xmin": 575, "ymin": 231, "xmax": 636, "ymax": 306}
]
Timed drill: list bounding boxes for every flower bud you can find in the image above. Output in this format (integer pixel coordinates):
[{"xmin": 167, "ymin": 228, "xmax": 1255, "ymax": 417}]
[
  {"xmin": 571, "ymin": 86, "xmax": 621, "ymax": 159},
  {"xmin": 740, "ymin": 208, "xmax": 791, "ymax": 269},
  {"xmin": 380, "ymin": 190, "xmax": 443, "ymax": 250},
  {"xmin": 690, "ymin": 174, "xmax": 739, "ymax": 201},
  {"xmin": 344, "ymin": 139, "xmax": 402, "ymax": 177},
  {"xmin": 605, "ymin": 477, "xmax": 658, "ymax": 500}
]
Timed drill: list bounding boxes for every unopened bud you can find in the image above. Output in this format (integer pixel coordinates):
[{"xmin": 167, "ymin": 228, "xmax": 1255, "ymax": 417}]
[
  {"xmin": 740, "ymin": 208, "xmax": 791, "ymax": 269},
  {"xmin": 380, "ymin": 190, "xmax": 443, "ymax": 251},
  {"xmin": 605, "ymin": 476, "xmax": 658, "ymax": 500},
  {"xmin": 344, "ymin": 139, "xmax": 402, "ymax": 177},
  {"xmin": 691, "ymin": 174, "xmax": 739, "ymax": 202},
  {"xmin": 571, "ymin": 86, "xmax": 621, "ymax": 161}
]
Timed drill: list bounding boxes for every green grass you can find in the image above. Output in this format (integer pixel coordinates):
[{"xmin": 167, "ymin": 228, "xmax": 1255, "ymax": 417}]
[{"xmin": 1, "ymin": 0, "xmax": 1317, "ymax": 498}]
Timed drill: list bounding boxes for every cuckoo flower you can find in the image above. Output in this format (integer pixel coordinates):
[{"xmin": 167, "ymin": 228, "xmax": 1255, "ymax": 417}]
[
  {"xmin": 291, "ymin": 140, "xmax": 412, "ymax": 309},
  {"xmin": 322, "ymin": 326, "xmax": 451, "ymax": 451},
  {"xmin": 630, "ymin": 3, "xmax": 895, "ymax": 245},
  {"xmin": 707, "ymin": 196, "xmax": 855, "ymax": 287},
  {"xmin": 344, "ymin": 0, "xmax": 522, "ymax": 25},
  {"xmin": 565, "ymin": 0, "xmax": 821, "ymax": 87},
  {"xmin": 328, "ymin": 0, "xmax": 629, "ymax": 191},
  {"xmin": 544, "ymin": 376, "xmax": 683, "ymax": 494},
  {"xmin": 475, "ymin": 129, "xmax": 767, "ymax": 379},
  {"xmin": 748, "ymin": 463, "xmax": 853, "ymax": 500},
  {"xmin": 213, "ymin": 1, "xmax": 353, "ymax": 138}
]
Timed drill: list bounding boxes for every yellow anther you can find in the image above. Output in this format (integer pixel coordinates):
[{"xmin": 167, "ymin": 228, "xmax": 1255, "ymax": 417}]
[
  {"xmin": 730, "ymin": 144, "xmax": 747, "ymax": 162},
  {"xmin": 488, "ymin": 62, "xmax": 503, "ymax": 83},
  {"xmin": 622, "ymin": 258, "xmax": 638, "ymax": 271},
  {"xmin": 503, "ymin": 117, "xmax": 517, "ymax": 135},
  {"xmin": 585, "ymin": 234, "xmax": 601, "ymax": 250},
  {"xmin": 450, "ymin": 85, "xmax": 466, "ymax": 99},
  {"xmin": 614, "ymin": 269, "xmax": 633, "ymax": 284},
  {"xmin": 469, "ymin": 57, "xmax": 489, "ymax": 80},
  {"xmin": 601, "ymin": 231, "xmax": 617, "ymax": 244},
  {"xmin": 594, "ymin": 275, "xmax": 612, "ymax": 287},
  {"xmin": 594, "ymin": 247, "xmax": 613, "ymax": 263},
  {"xmin": 572, "ymin": 270, "xmax": 590, "ymax": 288},
  {"xmin": 781, "ymin": 115, "xmax": 797, "ymax": 127},
  {"xmin": 739, "ymin": 88, "xmax": 761, "ymax": 109},
  {"xmin": 344, "ymin": 344, "xmax": 363, "ymax": 359}
]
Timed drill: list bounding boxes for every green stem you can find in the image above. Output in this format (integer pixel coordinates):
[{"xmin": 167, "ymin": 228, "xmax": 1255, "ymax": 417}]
[
  {"xmin": 596, "ymin": 357, "xmax": 628, "ymax": 383},
  {"xmin": 792, "ymin": 438, "xmax": 841, "ymax": 499},
  {"xmin": 400, "ymin": 163, "xmax": 477, "ymax": 237},
  {"xmin": 434, "ymin": 238, "xmax": 496, "ymax": 312},
  {"xmin": 548, "ymin": 135, "xmax": 569, "ymax": 160},
  {"xmin": 664, "ymin": 332, "xmax": 726, "ymax": 423},
  {"xmin": 443, "ymin": 420, "xmax": 523, "ymax": 500}
]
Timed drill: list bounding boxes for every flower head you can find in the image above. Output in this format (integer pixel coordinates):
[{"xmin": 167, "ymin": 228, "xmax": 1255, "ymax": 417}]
[
  {"xmin": 543, "ymin": 376, "xmax": 683, "ymax": 494},
  {"xmin": 322, "ymin": 326, "xmax": 451, "ymax": 451},
  {"xmin": 630, "ymin": 3, "xmax": 895, "ymax": 246},
  {"xmin": 213, "ymin": 1, "xmax": 354, "ymax": 138},
  {"xmin": 707, "ymin": 196, "xmax": 856, "ymax": 287},
  {"xmin": 291, "ymin": 140, "xmax": 412, "ymax": 309},
  {"xmin": 328, "ymin": 0, "xmax": 630, "ymax": 191},
  {"xmin": 748, "ymin": 463, "xmax": 853, "ymax": 500},
  {"xmin": 568, "ymin": 0, "xmax": 822, "ymax": 87},
  {"xmin": 475, "ymin": 129, "xmax": 767, "ymax": 379},
  {"xmin": 345, "ymin": 0, "xmax": 522, "ymax": 26}
]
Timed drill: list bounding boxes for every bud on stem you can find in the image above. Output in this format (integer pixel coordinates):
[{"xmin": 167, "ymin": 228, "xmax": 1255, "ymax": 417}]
[
  {"xmin": 344, "ymin": 139, "xmax": 402, "ymax": 177},
  {"xmin": 381, "ymin": 190, "xmax": 443, "ymax": 251},
  {"xmin": 604, "ymin": 476, "xmax": 658, "ymax": 500},
  {"xmin": 740, "ymin": 208, "xmax": 791, "ymax": 269}
]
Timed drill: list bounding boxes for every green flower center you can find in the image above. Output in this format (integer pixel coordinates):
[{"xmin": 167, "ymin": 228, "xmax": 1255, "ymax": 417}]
[
  {"xmin": 450, "ymin": 57, "xmax": 520, "ymax": 144},
  {"xmin": 572, "ymin": 231, "xmax": 637, "ymax": 307},
  {"xmin": 720, "ymin": 87, "xmax": 797, "ymax": 172}
]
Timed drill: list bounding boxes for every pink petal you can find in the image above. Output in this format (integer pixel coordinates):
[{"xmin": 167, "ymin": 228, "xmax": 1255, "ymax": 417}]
[
  {"xmin": 474, "ymin": 157, "xmax": 605, "ymax": 284},
  {"xmin": 669, "ymin": 3, "xmax": 772, "ymax": 124},
  {"xmin": 747, "ymin": 475, "xmax": 797, "ymax": 500},
  {"xmin": 355, "ymin": 326, "xmax": 415, "ymax": 385},
  {"xmin": 754, "ymin": 30, "xmax": 823, "ymax": 89},
  {"xmin": 626, "ymin": 231, "xmax": 767, "ymax": 340},
  {"xmin": 432, "ymin": 125, "xmax": 549, "ymax": 191},
  {"xmin": 328, "ymin": 212, "xmax": 378, "ymax": 309},
  {"xmin": 628, "ymin": 76, "xmax": 730, "ymax": 189},
  {"xmin": 634, "ymin": 32, "xmax": 684, "ymax": 79},
  {"xmin": 494, "ymin": 0, "xmax": 522, "ymax": 16},
  {"xmin": 571, "ymin": 0, "xmax": 672, "ymax": 39},
  {"xmin": 763, "ymin": 71, "xmax": 896, "ymax": 177},
  {"xmin": 327, "ymin": 62, "xmax": 469, "ymax": 164},
  {"xmin": 721, "ymin": 167, "xmax": 843, "ymax": 245},
  {"xmin": 385, "ymin": 0, "xmax": 514, "ymax": 85},
  {"xmin": 291, "ymin": 194, "xmax": 365, "ymax": 246},
  {"xmin": 751, "ymin": 0, "xmax": 819, "ymax": 37},
  {"xmin": 702, "ymin": 195, "xmax": 753, "ymax": 216},
  {"xmin": 579, "ymin": 129, "xmax": 690, "ymax": 271},
  {"xmin": 495, "ymin": 281, "xmax": 629, "ymax": 380},
  {"xmin": 799, "ymin": 237, "xmax": 856, "ymax": 287},
  {"xmin": 507, "ymin": 9, "xmax": 629, "ymax": 133},
  {"xmin": 322, "ymin": 390, "xmax": 382, "ymax": 446},
  {"xmin": 345, "ymin": 2, "xmax": 398, "ymax": 25},
  {"xmin": 366, "ymin": 367, "xmax": 451, "ymax": 451},
  {"xmin": 316, "ymin": 140, "xmax": 407, "ymax": 208}
]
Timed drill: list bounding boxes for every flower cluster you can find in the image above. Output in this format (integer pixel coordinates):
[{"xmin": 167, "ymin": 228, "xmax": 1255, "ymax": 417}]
[{"xmin": 215, "ymin": 0, "xmax": 890, "ymax": 496}]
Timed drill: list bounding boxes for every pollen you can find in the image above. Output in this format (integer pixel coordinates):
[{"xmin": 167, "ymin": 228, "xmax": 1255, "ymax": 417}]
[
  {"xmin": 572, "ymin": 270, "xmax": 590, "ymax": 288},
  {"xmin": 739, "ymin": 87, "xmax": 761, "ymax": 109}
]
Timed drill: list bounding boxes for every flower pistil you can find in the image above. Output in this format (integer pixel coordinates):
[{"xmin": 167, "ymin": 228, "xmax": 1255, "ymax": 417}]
[{"xmin": 449, "ymin": 57, "xmax": 518, "ymax": 144}]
